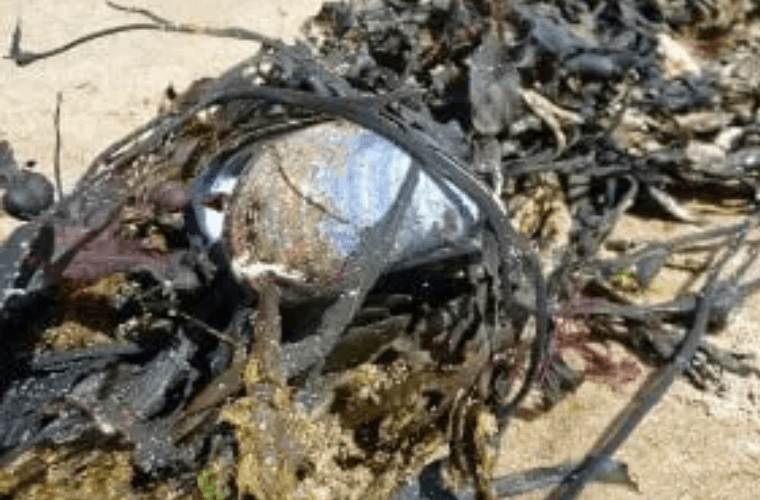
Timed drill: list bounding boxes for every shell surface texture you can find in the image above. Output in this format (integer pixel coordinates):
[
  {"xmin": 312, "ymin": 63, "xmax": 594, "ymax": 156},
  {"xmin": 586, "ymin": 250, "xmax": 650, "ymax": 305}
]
[{"xmin": 194, "ymin": 119, "xmax": 482, "ymax": 292}]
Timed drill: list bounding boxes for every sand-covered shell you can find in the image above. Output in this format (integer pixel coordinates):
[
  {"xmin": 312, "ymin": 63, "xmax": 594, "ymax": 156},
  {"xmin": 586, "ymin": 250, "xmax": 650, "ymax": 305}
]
[{"xmin": 193, "ymin": 119, "xmax": 481, "ymax": 287}]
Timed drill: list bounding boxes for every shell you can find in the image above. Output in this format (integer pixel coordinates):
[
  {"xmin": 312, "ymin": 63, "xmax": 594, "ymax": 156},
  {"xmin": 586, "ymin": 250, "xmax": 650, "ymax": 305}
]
[{"xmin": 193, "ymin": 119, "xmax": 481, "ymax": 288}]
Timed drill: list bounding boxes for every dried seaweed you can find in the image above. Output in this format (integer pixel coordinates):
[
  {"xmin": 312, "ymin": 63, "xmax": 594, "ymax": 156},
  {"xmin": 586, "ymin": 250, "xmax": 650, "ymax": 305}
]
[{"xmin": 3, "ymin": 0, "xmax": 760, "ymax": 499}]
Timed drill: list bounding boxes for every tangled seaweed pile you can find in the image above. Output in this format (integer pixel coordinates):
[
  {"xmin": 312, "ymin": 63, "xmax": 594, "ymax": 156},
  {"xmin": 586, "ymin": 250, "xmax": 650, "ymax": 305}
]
[{"xmin": 2, "ymin": 0, "xmax": 760, "ymax": 499}]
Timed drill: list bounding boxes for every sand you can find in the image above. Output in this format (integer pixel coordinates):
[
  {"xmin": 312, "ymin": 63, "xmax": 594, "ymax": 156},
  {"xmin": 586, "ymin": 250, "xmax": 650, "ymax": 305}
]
[{"xmin": 1, "ymin": 1, "xmax": 758, "ymax": 499}]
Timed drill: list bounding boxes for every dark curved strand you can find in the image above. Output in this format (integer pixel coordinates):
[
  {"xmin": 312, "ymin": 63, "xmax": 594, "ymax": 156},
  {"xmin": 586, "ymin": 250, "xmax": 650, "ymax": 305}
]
[
  {"xmin": 390, "ymin": 457, "xmax": 635, "ymax": 499},
  {"xmin": 53, "ymin": 93, "xmax": 64, "ymax": 201},
  {"xmin": 7, "ymin": 22, "xmax": 164, "ymax": 67},
  {"xmin": 6, "ymin": 2, "xmax": 278, "ymax": 67}
]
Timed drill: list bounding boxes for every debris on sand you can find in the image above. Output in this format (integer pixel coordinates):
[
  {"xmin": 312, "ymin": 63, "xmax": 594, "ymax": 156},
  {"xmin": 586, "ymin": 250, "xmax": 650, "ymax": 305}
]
[{"xmin": 2, "ymin": 0, "xmax": 760, "ymax": 499}]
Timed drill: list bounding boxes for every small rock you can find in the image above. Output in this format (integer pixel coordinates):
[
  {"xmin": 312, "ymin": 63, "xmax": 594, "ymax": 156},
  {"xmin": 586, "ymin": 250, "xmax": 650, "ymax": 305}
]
[
  {"xmin": 714, "ymin": 127, "xmax": 744, "ymax": 151},
  {"xmin": 675, "ymin": 111, "xmax": 730, "ymax": 135},
  {"xmin": 2, "ymin": 170, "xmax": 55, "ymax": 220},
  {"xmin": 657, "ymin": 33, "xmax": 702, "ymax": 78},
  {"xmin": 685, "ymin": 141, "xmax": 726, "ymax": 173}
]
